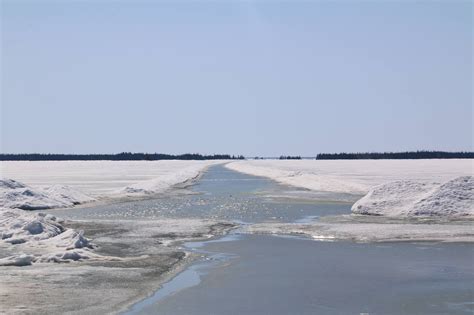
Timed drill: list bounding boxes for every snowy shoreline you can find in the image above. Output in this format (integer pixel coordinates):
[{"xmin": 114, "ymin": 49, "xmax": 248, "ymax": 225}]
[
  {"xmin": 1, "ymin": 159, "xmax": 472, "ymax": 269},
  {"xmin": 1, "ymin": 160, "xmax": 223, "ymax": 198},
  {"xmin": 0, "ymin": 218, "xmax": 236, "ymax": 314},
  {"xmin": 226, "ymin": 159, "xmax": 473, "ymax": 218},
  {"xmin": 226, "ymin": 159, "xmax": 472, "ymax": 193},
  {"xmin": 0, "ymin": 161, "xmax": 236, "ymax": 313},
  {"xmin": 0, "ymin": 161, "xmax": 243, "ymax": 314},
  {"xmin": 0, "ymin": 161, "xmax": 222, "ymax": 266}
]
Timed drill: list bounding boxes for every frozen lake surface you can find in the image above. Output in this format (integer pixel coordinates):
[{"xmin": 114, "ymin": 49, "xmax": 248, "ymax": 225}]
[{"xmin": 119, "ymin": 165, "xmax": 474, "ymax": 315}]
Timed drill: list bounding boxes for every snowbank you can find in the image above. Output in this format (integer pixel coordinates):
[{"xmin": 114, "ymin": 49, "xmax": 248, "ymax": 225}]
[
  {"xmin": 0, "ymin": 161, "xmax": 222, "ymax": 267},
  {"xmin": 0, "ymin": 208, "xmax": 96, "ymax": 266},
  {"xmin": 43, "ymin": 185, "xmax": 96, "ymax": 205},
  {"xmin": 226, "ymin": 160, "xmax": 473, "ymax": 195},
  {"xmin": 0, "ymin": 179, "xmax": 95, "ymax": 210},
  {"xmin": 118, "ymin": 165, "xmax": 207, "ymax": 196},
  {"xmin": 352, "ymin": 176, "xmax": 474, "ymax": 217},
  {"xmin": 0, "ymin": 179, "xmax": 105, "ymax": 265},
  {"xmin": 1, "ymin": 160, "xmax": 222, "ymax": 196},
  {"xmin": 1, "ymin": 161, "xmax": 221, "ymax": 208}
]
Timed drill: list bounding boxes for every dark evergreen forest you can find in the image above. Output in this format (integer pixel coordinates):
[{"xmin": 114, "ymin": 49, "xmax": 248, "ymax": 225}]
[
  {"xmin": 0, "ymin": 153, "xmax": 245, "ymax": 161},
  {"xmin": 316, "ymin": 151, "xmax": 474, "ymax": 160}
]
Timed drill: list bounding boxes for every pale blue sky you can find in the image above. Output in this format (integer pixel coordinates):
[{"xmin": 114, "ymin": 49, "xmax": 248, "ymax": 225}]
[{"xmin": 1, "ymin": 0, "xmax": 472, "ymax": 156}]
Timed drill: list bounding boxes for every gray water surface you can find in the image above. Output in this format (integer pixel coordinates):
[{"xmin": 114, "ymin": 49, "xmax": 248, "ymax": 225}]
[
  {"xmin": 118, "ymin": 165, "xmax": 474, "ymax": 315},
  {"xmin": 136, "ymin": 235, "xmax": 474, "ymax": 315}
]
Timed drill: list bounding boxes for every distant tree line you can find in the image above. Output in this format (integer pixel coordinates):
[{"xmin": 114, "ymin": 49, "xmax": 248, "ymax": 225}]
[
  {"xmin": 279, "ymin": 155, "xmax": 302, "ymax": 160},
  {"xmin": 0, "ymin": 152, "xmax": 246, "ymax": 161},
  {"xmin": 316, "ymin": 151, "xmax": 474, "ymax": 160}
]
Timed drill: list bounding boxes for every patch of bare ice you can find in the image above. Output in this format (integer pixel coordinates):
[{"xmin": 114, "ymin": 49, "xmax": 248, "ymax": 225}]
[{"xmin": 245, "ymin": 219, "xmax": 474, "ymax": 243}]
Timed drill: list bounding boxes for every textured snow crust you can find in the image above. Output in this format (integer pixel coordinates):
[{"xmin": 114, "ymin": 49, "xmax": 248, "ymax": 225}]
[
  {"xmin": 0, "ymin": 179, "xmax": 95, "ymax": 210},
  {"xmin": 0, "ymin": 208, "xmax": 96, "ymax": 266},
  {"xmin": 352, "ymin": 176, "xmax": 473, "ymax": 217},
  {"xmin": 117, "ymin": 165, "xmax": 207, "ymax": 196}
]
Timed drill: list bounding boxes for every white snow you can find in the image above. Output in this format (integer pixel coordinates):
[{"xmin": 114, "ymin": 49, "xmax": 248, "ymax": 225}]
[
  {"xmin": 0, "ymin": 179, "xmax": 95, "ymax": 210},
  {"xmin": 226, "ymin": 159, "xmax": 473, "ymax": 195},
  {"xmin": 0, "ymin": 178, "xmax": 100, "ymax": 265},
  {"xmin": 43, "ymin": 185, "xmax": 96, "ymax": 205},
  {"xmin": 352, "ymin": 176, "xmax": 474, "ymax": 217},
  {"xmin": 1, "ymin": 160, "xmax": 222, "ymax": 196},
  {"xmin": 0, "ymin": 207, "xmax": 96, "ymax": 266},
  {"xmin": 0, "ymin": 160, "xmax": 220, "ymax": 208},
  {"xmin": 117, "ymin": 164, "xmax": 211, "ymax": 196}
]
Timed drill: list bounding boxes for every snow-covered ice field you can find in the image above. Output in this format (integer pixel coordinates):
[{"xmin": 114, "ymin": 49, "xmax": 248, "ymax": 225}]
[
  {"xmin": 0, "ymin": 160, "xmax": 225, "ymax": 268},
  {"xmin": 226, "ymin": 159, "xmax": 473, "ymax": 195},
  {"xmin": 1, "ymin": 160, "xmax": 221, "ymax": 197},
  {"xmin": 1, "ymin": 160, "xmax": 222, "ymax": 210}
]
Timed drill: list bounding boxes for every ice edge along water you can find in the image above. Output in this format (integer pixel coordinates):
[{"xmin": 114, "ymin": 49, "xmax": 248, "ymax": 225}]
[
  {"xmin": 226, "ymin": 160, "xmax": 473, "ymax": 242},
  {"xmin": 1, "ymin": 160, "xmax": 473, "ymax": 266},
  {"xmin": 226, "ymin": 160, "xmax": 474, "ymax": 217},
  {"xmin": 0, "ymin": 161, "xmax": 220, "ymax": 266}
]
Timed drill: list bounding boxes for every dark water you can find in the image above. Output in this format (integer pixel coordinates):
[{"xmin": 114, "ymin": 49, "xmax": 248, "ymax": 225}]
[{"xmin": 119, "ymin": 165, "xmax": 474, "ymax": 315}]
